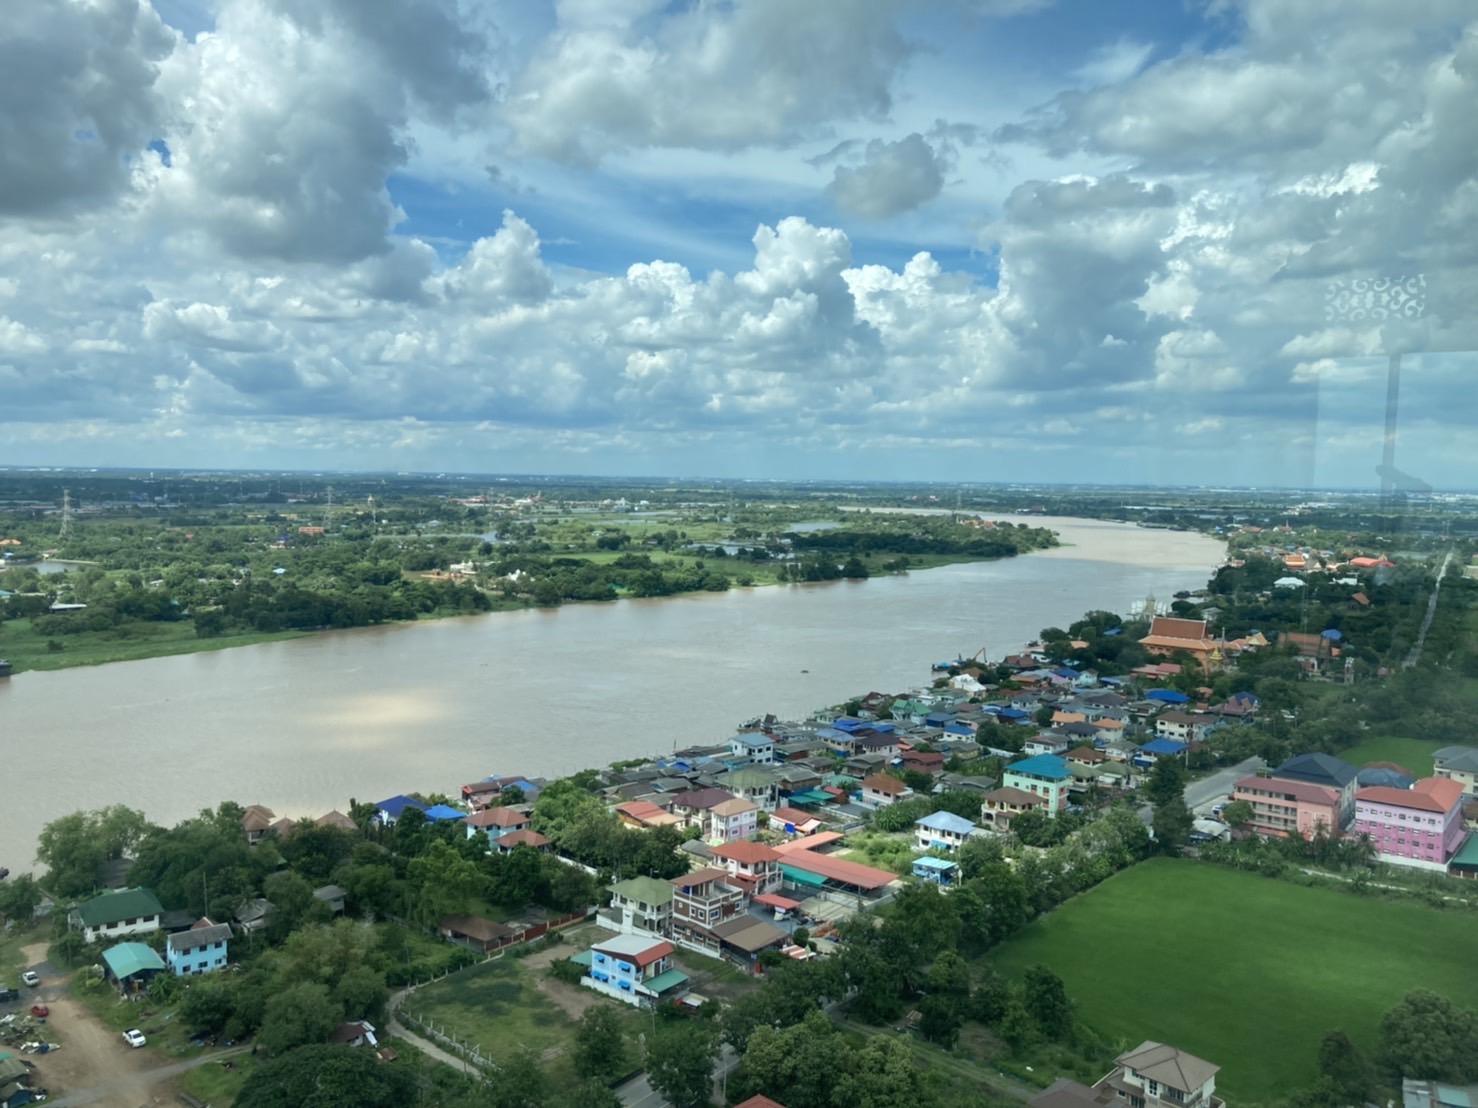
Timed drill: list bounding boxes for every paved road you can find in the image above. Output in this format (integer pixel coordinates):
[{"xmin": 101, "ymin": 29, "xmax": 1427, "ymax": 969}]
[
  {"xmin": 1137, "ymin": 755, "xmax": 1263, "ymax": 825},
  {"xmin": 44, "ymin": 1047, "xmax": 251, "ymax": 1107},
  {"xmin": 615, "ymin": 1042, "xmax": 739, "ymax": 1107},
  {"xmin": 1405, "ymin": 547, "xmax": 1455, "ymax": 668}
]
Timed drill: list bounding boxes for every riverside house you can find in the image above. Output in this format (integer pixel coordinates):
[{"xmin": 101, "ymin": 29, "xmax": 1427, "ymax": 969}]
[
  {"xmin": 1002, "ymin": 754, "xmax": 1071, "ymax": 816},
  {"xmin": 165, "ymin": 920, "xmax": 231, "ymax": 976},
  {"xmin": 70, "ymin": 887, "xmax": 164, "ymax": 944}
]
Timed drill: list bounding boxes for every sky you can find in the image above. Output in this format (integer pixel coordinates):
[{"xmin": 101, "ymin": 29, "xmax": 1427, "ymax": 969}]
[{"xmin": 2, "ymin": 0, "xmax": 1477, "ymax": 488}]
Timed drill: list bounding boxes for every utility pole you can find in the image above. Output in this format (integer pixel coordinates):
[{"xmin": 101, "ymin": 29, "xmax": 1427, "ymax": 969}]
[{"xmin": 59, "ymin": 488, "xmax": 73, "ymax": 541}]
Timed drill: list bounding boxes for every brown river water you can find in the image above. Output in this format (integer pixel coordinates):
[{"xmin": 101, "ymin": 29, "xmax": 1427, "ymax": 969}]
[{"xmin": 0, "ymin": 517, "xmax": 1223, "ymax": 868}]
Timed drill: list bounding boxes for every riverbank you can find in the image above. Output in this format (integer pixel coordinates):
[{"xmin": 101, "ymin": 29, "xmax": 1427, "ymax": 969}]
[{"xmin": 0, "ymin": 549, "xmax": 1040, "ymax": 676}]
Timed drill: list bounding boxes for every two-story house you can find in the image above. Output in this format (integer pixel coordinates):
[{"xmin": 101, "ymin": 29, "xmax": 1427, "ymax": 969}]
[
  {"xmin": 1353, "ymin": 777, "xmax": 1469, "ymax": 871},
  {"xmin": 604, "ymin": 876, "xmax": 675, "ymax": 936},
  {"xmin": 70, "ymin": 888, "xmax": 164, "ymax": 944},
  {"xmin": 978, "ymin": 787, "xmax": 1047, "ymax": 833},
  {"xmin": 668, "ymin": 868, "xmax": 747, "ymax": 955},
  {"xmin": 670, "ymin": 788, "xmax": 738, "ymax": 833},
  {"xmin": 716, "ymin": 767, "xmax": 781, "ymax": 812},
  {"xmin": 1153, "ymin": 711, "xmax": 1218, "ymax": 744},
  {"xmin": 1089, "ymin": 1041, "xmax": 1222, "ymax": 1108},
  {"xmin": 1433, "ymin": 747, "xmax": 1478, "ymax": 798},
  {"xmin": 165, "ymin": 919, "xmax": 231, "ymax": 976},
  {"xmin": 581, "ymin": 935, "xmax": 689, "ymax": 1008},
  {"xmin": 1003, "ymin": 754, "xmax": 1071, "ymax": 816},
  {"xmin": 709, "ymin": 841, "xmax": 783, "ymax": 896},
  {"xmin": 465, "ymin": 806, "xmax": 532, "ymax": 844},
  {"xmin": 727, "ymin": 733, "xmax": 776, "ymax": 765},
  {"xmin": 707, "ymin": 797, "xmax": 759, "ymax": 841},
  {"xmin": 859, "ymin": 774, "xmax": 913, "ymax": 808},
  {"xmin": 914, "ymin": 811, "xmax": 978, "ymax": 852}
]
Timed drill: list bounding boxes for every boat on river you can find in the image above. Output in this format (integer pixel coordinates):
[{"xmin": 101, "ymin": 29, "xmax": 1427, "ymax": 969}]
[{"xmin": 0, "ymin": 659, "xmax": 11, "ymax": 677}]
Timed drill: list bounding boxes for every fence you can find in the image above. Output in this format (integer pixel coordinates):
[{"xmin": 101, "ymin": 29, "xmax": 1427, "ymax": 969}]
[{"xmin": 395, "ymin": 1008, "xmax": 498, "ymax": 1075}]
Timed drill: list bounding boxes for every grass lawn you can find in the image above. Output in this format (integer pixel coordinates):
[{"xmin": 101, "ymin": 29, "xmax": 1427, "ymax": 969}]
[
  {"xmin": 403, "ymin": 955, "xmax": 645, "ymax": 1089},
  {"xmin": 991, "ymin": 859, "xmax": 1478, "ymax": 1104},
  {"xmin": 1337, "ymin": 736, "xmax": 1446, "ymax": 777},
  {"xmin": 0, "ymin": 617, "xmax": 309, "ymax": 673}
]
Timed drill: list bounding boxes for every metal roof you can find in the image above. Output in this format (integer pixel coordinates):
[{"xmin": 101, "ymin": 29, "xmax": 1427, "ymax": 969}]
[{"xmin": 102, "ymin": 941, "xmax": 165, "ymax": 980}]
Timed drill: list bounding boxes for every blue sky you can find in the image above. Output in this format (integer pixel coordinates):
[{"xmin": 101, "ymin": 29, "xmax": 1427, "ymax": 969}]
[{"xmin": 1, "ymin": 0, "xmax": 1476, "ymax": 487}]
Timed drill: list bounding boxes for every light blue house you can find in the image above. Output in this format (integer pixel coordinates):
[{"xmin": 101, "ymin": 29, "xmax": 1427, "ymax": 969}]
[
  {"xmin": 577, "ymin": 934, "xmax": 689, "ymax": 1008},
  {"xmin": 912, "ymin": 856, "xmax": 960, "ymax": 886},
  {"xmin": 1003, "ymin": 754, "xmax": 1072, "ymax": 817},
  {"xmin": 914, "ymin": 810, "xmax": 978, "ymax": 852},
  {"xmin": 165, "ymin": 920, "xmax": 232, "ymax": 976}
]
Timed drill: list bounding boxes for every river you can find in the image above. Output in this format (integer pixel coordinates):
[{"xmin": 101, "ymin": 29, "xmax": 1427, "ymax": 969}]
[{"xmin": 0, "ymin": 517, "xmax": 1223, "ymax": 868}]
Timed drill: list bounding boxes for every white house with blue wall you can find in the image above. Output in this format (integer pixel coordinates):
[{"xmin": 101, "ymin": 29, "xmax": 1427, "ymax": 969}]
[
  {"xmin": 165, "ymin": 920, "xmax": 232, "ymax": 976},
  {"xmin": 578, "ymin": 934, "xmax": 689, "ymax": 1008}
]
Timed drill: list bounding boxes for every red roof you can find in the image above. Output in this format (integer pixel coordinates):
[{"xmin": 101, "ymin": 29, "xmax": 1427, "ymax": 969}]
[
  {"xmin": 769, "ymin": 807, "xmax": 819, "ymax": 827},
  {"xmin": 467, "ymin": 807, "xmax": 529, "ymax": 828},
  {"xmin": 1360, "ymin": 777, "xmax": 1464, "ymax": 813},
  {"xmin": 777, "ymin": 848, "xmax": 895, "ymax": 891},
  {"xmin": 736, "ymin": 1097, "xmax": 787, "ymax": 1108},
  {"xmin": 773, "ymin": 832, "xmax": 844, "ymax": 854},
  {"xmin": 592, "ymin": 939, "xmax": 675, "ymax": 968},
  {"xmin": 497, "ymin": 829, "xmax": 549, "ymax": 849},
  {"xmin": 1236, "ymin": 776, "xmax": 1340, "ymax": 806},
  {"xmin": 860, "ymin": 774, "xmax": 908, "ymax": 795},
  {"xmin": 670, "ymin": 868, "xmax": 734, "ymax": 888},
  {"xmin": 710, "ymin": 841, "xmax": 783, "ymax": 864},
  {"xmin": 753, "ymin": 893, "xmax": 802, "ymax": 911}
]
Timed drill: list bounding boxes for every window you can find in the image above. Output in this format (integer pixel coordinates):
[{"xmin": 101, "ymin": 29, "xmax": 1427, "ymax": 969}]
[{"xmin": 1148, "ymin": 1081, "xmax": 1159, "ymax": 1097}]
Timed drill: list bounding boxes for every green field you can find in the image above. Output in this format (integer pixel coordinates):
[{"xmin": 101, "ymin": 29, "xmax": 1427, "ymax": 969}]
[
  {"xmin": 992, "ymin": 859, "xmax": 1478, "ymax": 1104},
  {"xmin": 0, "ymin": 617, "xmax": 309, "ymax": 673},
  {"xmin": 1336, "ymin": 737, "xmax": 1445, "ymax": 778}
]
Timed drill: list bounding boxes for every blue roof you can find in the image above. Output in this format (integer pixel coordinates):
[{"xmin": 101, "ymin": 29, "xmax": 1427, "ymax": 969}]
[
  {"xmin": 1321, "ymin": 628, "xmax": 1343, "ymax": 640},
  {"xmin": 924, "ymin": 712, "xmax": 953, "ymax": 726},
  {"xmin": 1101, "ymin": 676, "xmax": 1124, "ymax": 686},
  {"xmin": 912, "ymin": 856, "xmax": 958, "ymax": 872},
  {"xmin": 1140, "ymin": 738, "xmax": 1189, "ymax": 755},
  {"xmin": 1006, "ymin": 754, "xmax": 1070, "ymax": 780},
  {"xmin": 815, "ymin": 727, "xmax": 845, "ymax": 741},
  {"xmin": 423, "ymin": 804, "xmax": 468, "ymax": 822},
  {"xmin": 102, "ymin": 942, "xmax": 165, "ymax": 980},
  {"xmin": 1146, "ymin": 689, "xmax": 1190, "ymax": 704},
  {"xmin": 915, "ymin": 811, "xmax": 978, "ymax": 834},
  {"xmin": 1103, "ymin": 628, "xmax": 1122, "ymax": 636},
  {"xmin": 872, "ymin": 721, "xmax": 896, "ymax": 733},
  {"xmin": 1053, "ymin": 668, "xmax": 1079, "ymax": 679},
  {"xmin": 833, "ymin": 719, "xmax": 867, "ymax": 733},
  {"xmin": 377, "ymin": 795, "xmax": 429, "ymax": 817},
  {"xmin": 943, "ymin": 721, "xmax": 974, "ymax": 735},
  {"xmin": 996, "ymin": 707, "xmax": 1029, "ymax": 720}
]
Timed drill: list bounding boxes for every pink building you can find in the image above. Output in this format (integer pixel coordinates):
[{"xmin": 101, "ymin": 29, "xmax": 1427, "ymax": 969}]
[
  {"xmin": 1232, "ymin": 775, "xmax": 1343, "ymax": 839},
  {"xmin": 1353, "ymin": 777, "xmax": 1469, "ymax": 872}
]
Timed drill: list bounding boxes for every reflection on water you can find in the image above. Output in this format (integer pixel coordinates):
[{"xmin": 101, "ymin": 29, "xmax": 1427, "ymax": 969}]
[{"xmin": 0, "ymin": 517, "xmax": 1222, "ymax": 867}]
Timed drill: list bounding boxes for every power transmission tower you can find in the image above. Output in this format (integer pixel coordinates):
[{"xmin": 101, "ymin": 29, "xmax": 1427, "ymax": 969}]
[
  {"xmin": 324, "ymin": 486, "xmax": 334, "ymax": 532},
  {"xmin": 60, "ymin": 488, "xmax": 73, "ymax": 541}
]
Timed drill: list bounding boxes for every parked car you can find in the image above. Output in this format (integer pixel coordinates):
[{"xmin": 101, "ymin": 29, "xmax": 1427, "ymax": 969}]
[
  {"xmin": 0, "ymin": 984, "xmax": 18, "ymax": 1002},
  {"xmin": 30, "ymin": 1004, "xmax": 49, "ymax": 1019},
  {"xmin": 21, "ymin": 971, "xmax": 40, "ymax": 987},
  {"xmin": 122, "ymin": 1029, "xmax": 147, "ymax": 1048}
]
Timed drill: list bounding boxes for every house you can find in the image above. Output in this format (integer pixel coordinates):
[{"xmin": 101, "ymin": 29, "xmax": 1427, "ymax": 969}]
[
  {"xmin": 581, "ymin": 935, "xmax": 688, "ymax": 1008},
  {"xmin": 979, "ymin": 787, "xmax": 1047, "ymax": 833},
  {"xmin": 772, "ymin": 838, "xmax": 897, "ymax": 895},
  {"xmin": 439, "ymin": 914, "xmax": 517, "ymax": 953},
  {"xmin": 1271, "ymin": 752, "xmax": 1360, "ymax": 827},
  {"xmin": 669, "ymin": 869, "xmax": 747, "ymax": 955},
  {"xmin": 234, "ymin": 898, "xmax": 275, "ymax": 933},
  {"xmin": 1003, "ymin": 754, "xmax": 1072, "ymax": 815},
  {"xmin": 316, "ymin": 810, "xmax": 358, "ymax": 831},
  {"xmin": 1104, "ymin": 1040, "xmax": 1222, "ymax": 1108},
  {"xmin": 901, "ymin": 750, "xmax": 946, "ymax": 776},
  {"xmin": 912, "ymin": 856, "xmax": 960, "ymax": 886},
  {"xmin": 767, "ymin": 806, "xmax": 824, "ymax": 836},
  {"xmin": 312, "ymin": 884, "xmax": 347, "ymax": 915},
  {"xmin": 493, "ymin": 829, "xmax": 552, "ymax": 853},
  {"xmin": 728, "ymin": 733, "xmax": 776, "ymax": 765},
  {"xmin": 605, "ymin": 876, "xmax": 676, "ymax": 936},
  {"xmin": 1153, "ymin": 711, "xmax": 1218, "ymax": 744},
  {"xmin": 1024, "ymin": 733, "xmax": 1071, "ymax": 757},
  {"xmin": 375, "ymin": 795, "xmax": 429, "ymax": 826},
  {"xmin": 914, "ymin": 810, "xmax": 978, "ymax": 852},
  {"xmin": 1136, "ymin": 738, "xmax": 1189, "ymax": 767},
  {"xmin": 718, "ymin": 767, "xmax": 782, "ymax": 812},
  {"xmin": 70, "ymin": 887, "xmax": 163, "ymax": 943},
  {"xmin": 670, "ymin": 787, "xmax": 738, "ymax": 831},
  {"xmin": 101, "ymin": 941, "xmax": 166, "ymax": 995},
  {"xmin": 709, "ymin": 840, "xmax": 784, "ymax": 896},
  {"xmin": 1404, "ymin": 1079, "xmax": 1478, "ymax": 1108},
  {"xmin": 1433, "ymin": 747, "xmax": 1478, "ymax": 797},
  {"xmin": 859, "ymin": 774, "xmax": 913, "ymax": 808},
  {"xmin": 1232, "ymin": 775, "xmax": 1343, "ymax": 840},
  {"xmin": 708, "ymin": 797, "xmax": 760, "ymax": 842},
  {"xmin": 330, "ymin": 1020, "xmax": 378, "ymax": 1048},
  {"xmin": 241, "ymin": 804, "xmax": 275, "ymax": 846},
  {"xmin": 165, "ymin": 919, "xmax": 231, "ymax": 976},
  {"xmin": 1138, "ymin": 617, "xmax": 1220, "ymax": 669},
  {"xmin": 935, "ymin": 772, "xmax": 998, "ymax": 795},
  {"xmin": 706, "ymin": 915, "xmax": 790, "ymax": 968},
  {"xmin": 1353, "ymin": 777, "xmax": 1469, "ymax": 871},
  {"xmin": 615, "ymin": 800, "xmax": 683, "ymax": 830},
  {"xmin": 466, "ymin": 806, "xmax": 532, "ymax": 843}
]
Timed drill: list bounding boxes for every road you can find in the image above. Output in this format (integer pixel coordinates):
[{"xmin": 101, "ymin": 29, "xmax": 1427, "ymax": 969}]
[
  {"xmin": 615, "ymin": 1043, "xmax": 739, "ymax": 1107},
  {"xmin": 43, "ymin": 1047, "xmax": 251, "ymax": 1107},
  {"xmin": 1404, "ymin": 547, "xmax": 1455, "ymax": 668},
  {"xmin": 1137, "ymin": 755, "xmax": 1263, "ymax": 825}
]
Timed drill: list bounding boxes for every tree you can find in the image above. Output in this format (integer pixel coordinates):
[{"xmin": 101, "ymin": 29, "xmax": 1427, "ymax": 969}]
[
  {"xmin": 1317, "ymin": 1029, "xmax": 1376, "ymax": 1103},
  {"xmin": 737, "ymin": 1012, "xmax": 850, "ymax": 1108},
  {"xmin": 334, "ymin": 965, "xmax": 389, "ymax": 1025},
  {"xmin": 1221, "ymin": 800, "xmax": 1255, "ymax": 829},
  {"xmin": 1152, "ymin": 800, "xmax": 1194, "ymax": 852},
  {"xmin": 930, "ymin": 791, "xmax": 984, "ymax": 821},
  {"xmin": 0, "ymin": 873, "xmax": 42, "ymax": 922},
  {"xmin": 1144, "ymin": 756, "xmax": 1189, "ymax": 809},
  {"xmin": 1022, "ymin": 964, "xmax": 1073, "ymax": 1041},
  {"xmin": 180, "ymin": 975, "xmax": 237, "ymax": 1034},
  {"xmin": 918, "ymin": 993, "xmax": 964, "ymax": 1048},
  {"xmin": 574, "ymin": 1005, "xmax": 627, "ymax": 1081},
  {"xmin": 235, "ymin": 1044, "xmax": 416, "ymax": 1108},
  {"xmin": 36, "ymin": 806, "xmax": 153, "ymax": 898},
  {"xmin": 645, "ymin": 1020, "xmax": 719, "ymax": 1108},
  {"xmin": 1379, "ymin": 989, "xmax": 1478, "ymax": 1082},
  {"xmin": 256, "ymin": 982, "xmax": 342, "ymax": 1057},
  {"xmin": 407, "ymin": 839, "xmax": 486, "ymax": 924}
]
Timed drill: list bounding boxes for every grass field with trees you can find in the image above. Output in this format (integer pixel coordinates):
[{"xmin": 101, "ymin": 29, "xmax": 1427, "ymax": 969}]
[
  {"xmin": 1334, "ymin": 736, "xmax": 1447, "ymax": 778},
  {"xmin": 990, "ymin": 859, "xmax": 1478, "ymax": 1104}
]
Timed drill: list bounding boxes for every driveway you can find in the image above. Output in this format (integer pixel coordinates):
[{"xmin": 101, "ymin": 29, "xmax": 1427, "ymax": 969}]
[{"xmin": 1137, "ymin": 755, "xmax": 1263, "ymax": 825}]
